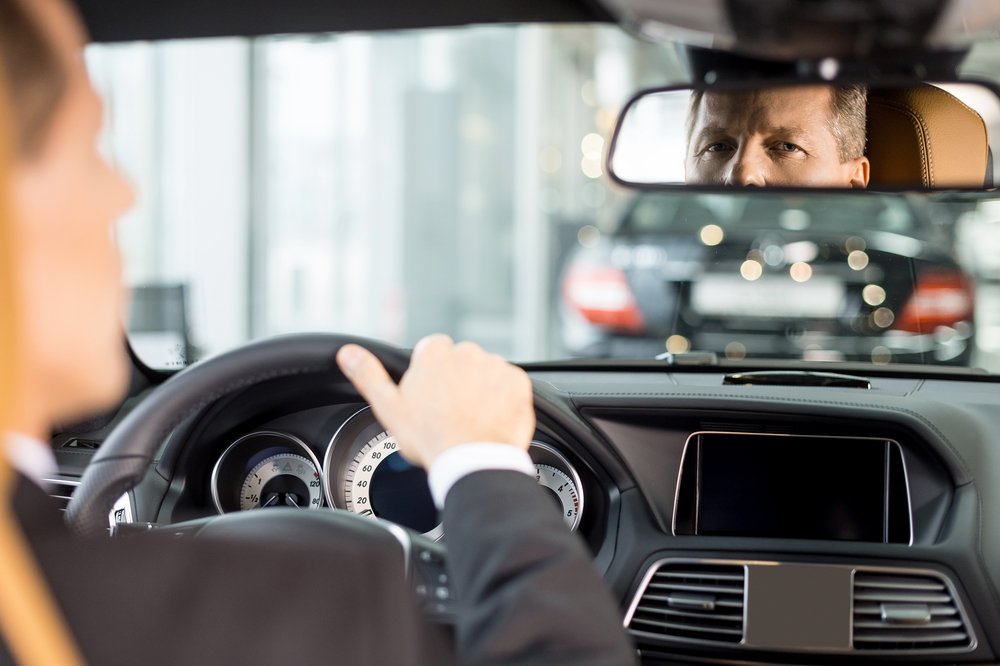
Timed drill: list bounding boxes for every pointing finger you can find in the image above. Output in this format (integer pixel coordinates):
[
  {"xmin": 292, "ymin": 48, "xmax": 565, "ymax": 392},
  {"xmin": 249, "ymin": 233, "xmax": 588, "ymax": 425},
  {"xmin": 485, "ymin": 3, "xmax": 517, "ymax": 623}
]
[{"xmin": 337, "ymin": 344, "xmax": 403, "ymax": 417}]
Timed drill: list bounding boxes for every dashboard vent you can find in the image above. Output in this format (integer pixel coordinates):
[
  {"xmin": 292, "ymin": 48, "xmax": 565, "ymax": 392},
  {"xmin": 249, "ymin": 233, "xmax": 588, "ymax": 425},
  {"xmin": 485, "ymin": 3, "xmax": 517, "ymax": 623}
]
[
  {"xmin": 627, "ymin": 562, "xmax": 746, "ymax": 646},
  {"xmin": 45, "ymin": 478, "xmax": 79, "ymax": 513},
  {"xmin": 853, "ymin": 571, "xmax": 974, "ymax": 653},
  {"xmin": 60, "ymin": 438, "xmax": 101, "ymax": 450}
]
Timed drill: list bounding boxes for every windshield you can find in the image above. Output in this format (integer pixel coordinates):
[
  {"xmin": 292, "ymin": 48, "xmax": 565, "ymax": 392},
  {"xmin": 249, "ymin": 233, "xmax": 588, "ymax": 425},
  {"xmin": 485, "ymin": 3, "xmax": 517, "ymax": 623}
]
[{"xmin": 88, "ymin": 25, "xmax": 1000, "ymax": 374}]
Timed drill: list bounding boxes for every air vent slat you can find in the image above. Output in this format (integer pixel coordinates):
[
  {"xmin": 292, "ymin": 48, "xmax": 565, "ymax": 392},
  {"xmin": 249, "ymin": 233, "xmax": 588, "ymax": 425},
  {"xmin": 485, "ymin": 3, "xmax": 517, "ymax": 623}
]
[
  {"xmin": 654, "ymin": 571, "xmax": 745, "ymax": 582},
  {"xmin": 852, "ymin": 571, "xmax": 973, "ymax": 654},
  {"xmin": 854, "ymin": 591, "xmax": 952, "ymax": 603},
  {"xmin": 639, "ymin": 607, "xmax": 744, "ymax": 623},
  {"xmin": 631, "ymin": 617, "xmax": 743, "ymax": 637},
  {"xmin": 628, "ymin": 563, "xmax": 746, "ymax": 646},
  {"xmin": 640, "ymin": 594, "xmax": 743, "ymax": 609},
  {"xmin": 647, "ymin": 582, "xmax": 744, "ymax": 595},
  {"xmin": 853, "ymin": 602, "xmax": 956, "ymax": 617},
  {"xmin": 45, "ymin": 479, "xmax": 79, "ymax": 513},
  {"xmin": 854, "ymin": 619, "xmax": 963, "ymax": 630},
  {"xmin": 854, "ymin": 578, "xmax": 945, "ymax": 591},
  {"xmin": 854, "ymin": 631, "xmax": 969, "ymax": 644}
]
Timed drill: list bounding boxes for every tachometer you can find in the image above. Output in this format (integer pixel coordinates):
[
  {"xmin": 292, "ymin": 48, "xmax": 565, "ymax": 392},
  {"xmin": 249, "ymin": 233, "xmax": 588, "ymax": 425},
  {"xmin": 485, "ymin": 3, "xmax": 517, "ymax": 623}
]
[
  {"xmin": 529, "ymin": 441, "xmax": 585, "ymax": 531},
  {"xmin": 240, "ymin": 452, "xmax": 323, "ymax": 510},
  {"xmin": 534, "ymin": 464, "xmax": 582, "ymax": 530}
]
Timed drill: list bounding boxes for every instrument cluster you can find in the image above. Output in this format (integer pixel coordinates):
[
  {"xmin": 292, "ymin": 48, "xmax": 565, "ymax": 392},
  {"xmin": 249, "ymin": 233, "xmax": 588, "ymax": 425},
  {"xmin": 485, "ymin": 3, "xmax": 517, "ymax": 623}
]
[{"xmin": 210, "ymin": 406, "xmax": 586, "ymax": 538}]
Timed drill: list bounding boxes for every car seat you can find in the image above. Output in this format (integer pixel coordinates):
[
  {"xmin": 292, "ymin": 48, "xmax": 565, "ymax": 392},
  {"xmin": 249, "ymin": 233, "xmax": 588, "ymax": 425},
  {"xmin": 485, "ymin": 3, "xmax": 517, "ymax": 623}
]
[{"xmin": 866, "ymin": 83, "xmax": 992, "ymax": 189}]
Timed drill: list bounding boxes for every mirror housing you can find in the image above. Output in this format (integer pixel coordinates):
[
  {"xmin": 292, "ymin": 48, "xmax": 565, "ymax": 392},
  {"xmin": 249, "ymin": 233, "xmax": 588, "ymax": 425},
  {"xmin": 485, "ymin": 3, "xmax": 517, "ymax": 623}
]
[{"xmin": 607, "ymin": 79, "xmax": 1000, "ymax": 192}]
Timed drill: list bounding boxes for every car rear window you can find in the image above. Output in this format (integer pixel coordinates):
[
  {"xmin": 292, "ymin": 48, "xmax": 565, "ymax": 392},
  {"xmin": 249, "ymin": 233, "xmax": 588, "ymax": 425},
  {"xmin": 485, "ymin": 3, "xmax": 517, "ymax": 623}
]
[{"xmin": 622, "ymin": 193, "xmax": 926, "ymax": 237}]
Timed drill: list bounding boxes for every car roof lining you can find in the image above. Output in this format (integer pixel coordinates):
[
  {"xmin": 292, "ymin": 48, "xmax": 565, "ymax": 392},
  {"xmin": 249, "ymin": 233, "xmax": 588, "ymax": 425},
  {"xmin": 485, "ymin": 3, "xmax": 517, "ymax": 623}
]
[{"xmin": 73, "ymin": 0, "xmax": 613, "ymax": 43}]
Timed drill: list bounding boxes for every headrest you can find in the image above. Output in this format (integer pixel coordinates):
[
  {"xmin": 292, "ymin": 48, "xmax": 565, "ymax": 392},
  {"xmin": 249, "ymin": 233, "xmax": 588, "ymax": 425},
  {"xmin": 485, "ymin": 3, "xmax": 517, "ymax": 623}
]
[{"xmin": 866, "ymin": 84, "xmax": 989, "ymax": 189}]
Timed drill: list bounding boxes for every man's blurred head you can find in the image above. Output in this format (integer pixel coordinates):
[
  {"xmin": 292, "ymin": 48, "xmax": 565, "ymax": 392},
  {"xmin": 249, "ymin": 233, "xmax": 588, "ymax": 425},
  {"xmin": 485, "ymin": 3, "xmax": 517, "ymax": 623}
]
[
  {"xmin": 685, "ymin": 84, "xmax": 870, "ymax": 188},
  {"xmin": 0, "ymin": 0, "xmax": 134, "ymax": 431}
]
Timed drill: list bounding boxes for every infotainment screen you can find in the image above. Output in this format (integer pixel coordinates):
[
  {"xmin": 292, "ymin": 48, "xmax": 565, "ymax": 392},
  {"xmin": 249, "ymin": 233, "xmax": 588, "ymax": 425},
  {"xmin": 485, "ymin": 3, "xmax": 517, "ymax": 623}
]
[{"xmin": 695, "ymin": 435, "xmax": 890, "ymax": 542}]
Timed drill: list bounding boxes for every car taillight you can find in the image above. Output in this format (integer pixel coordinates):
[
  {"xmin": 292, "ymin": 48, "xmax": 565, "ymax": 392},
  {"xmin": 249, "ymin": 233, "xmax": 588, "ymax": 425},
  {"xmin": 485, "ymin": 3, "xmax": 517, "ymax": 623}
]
[
  {"xmin": 895, "ymin": 269, "xmax": 974, "ymax": 333},
  {"xmin": 563, "ymin": 264, "xmax": 646, "ymax": 333}
]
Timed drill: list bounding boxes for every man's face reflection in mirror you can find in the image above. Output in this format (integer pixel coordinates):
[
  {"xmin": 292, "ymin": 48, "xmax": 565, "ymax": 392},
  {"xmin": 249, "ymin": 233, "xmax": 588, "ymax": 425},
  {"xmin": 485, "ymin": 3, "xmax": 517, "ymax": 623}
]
[{"xmin": 685, "ymin": 85, "xmax": 870, "ymax": 188}]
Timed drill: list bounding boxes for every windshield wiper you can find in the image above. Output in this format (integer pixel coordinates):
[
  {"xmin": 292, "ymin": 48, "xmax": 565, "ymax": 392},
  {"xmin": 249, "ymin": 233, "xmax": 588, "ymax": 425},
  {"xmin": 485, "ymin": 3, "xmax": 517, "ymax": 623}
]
[{"xmin": 722, "ymin": 370, "xmax": 871, "ymax": 389}]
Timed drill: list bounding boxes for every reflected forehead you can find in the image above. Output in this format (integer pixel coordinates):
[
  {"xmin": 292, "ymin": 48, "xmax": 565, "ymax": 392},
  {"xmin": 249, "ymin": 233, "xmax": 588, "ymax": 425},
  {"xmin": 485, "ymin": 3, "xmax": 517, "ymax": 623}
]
[{"xmin": 698, "ymin": 86, "xmax": 835, "ymax": 129}]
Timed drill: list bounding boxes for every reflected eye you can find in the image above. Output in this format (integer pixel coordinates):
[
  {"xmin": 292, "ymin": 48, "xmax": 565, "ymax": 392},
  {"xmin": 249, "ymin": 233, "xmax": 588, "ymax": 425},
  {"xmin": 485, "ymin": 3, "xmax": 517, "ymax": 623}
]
[
  {"xmin": 774, "ymin": 142, "xmax": 803, "ymax": 153},
  {"xmin": 703, "ymin": 142, "xmax": 733, "ymax": 154}
]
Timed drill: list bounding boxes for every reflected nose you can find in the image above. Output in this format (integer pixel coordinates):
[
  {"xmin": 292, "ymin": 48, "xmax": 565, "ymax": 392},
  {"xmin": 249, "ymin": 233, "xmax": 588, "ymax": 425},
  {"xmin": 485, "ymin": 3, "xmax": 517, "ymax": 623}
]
[{"xmin": 726, "ymin": 145, "xmax": 767, "ymax": 187}]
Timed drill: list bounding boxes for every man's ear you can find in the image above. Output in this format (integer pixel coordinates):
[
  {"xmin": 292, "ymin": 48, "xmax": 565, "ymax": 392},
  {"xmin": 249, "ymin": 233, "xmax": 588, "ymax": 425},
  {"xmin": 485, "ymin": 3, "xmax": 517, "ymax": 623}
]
[{"xmin": 849, "ymin": 156, "xmax": 870, "ymax": 189}]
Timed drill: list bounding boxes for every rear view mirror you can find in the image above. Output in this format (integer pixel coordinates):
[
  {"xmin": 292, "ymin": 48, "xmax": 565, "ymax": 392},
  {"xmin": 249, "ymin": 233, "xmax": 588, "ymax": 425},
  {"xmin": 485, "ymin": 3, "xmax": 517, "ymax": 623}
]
[{"xmin": 607, "ymin": 81, "xmax": 1000, "ymax": 192}]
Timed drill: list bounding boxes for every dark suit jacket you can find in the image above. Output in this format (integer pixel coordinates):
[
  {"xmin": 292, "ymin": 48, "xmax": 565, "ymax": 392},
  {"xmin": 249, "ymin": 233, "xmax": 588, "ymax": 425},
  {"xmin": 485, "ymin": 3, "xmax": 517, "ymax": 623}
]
[{"xmin": 1, "ymin": 469, "xmax": 636, "ymax": 666}]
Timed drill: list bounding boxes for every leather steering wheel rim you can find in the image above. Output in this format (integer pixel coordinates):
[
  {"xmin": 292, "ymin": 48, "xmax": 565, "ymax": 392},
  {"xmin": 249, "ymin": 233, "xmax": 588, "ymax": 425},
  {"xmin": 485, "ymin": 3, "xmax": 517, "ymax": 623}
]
[{"xmin": 66, "ymin": 333, "xmax": 410, "ymax": 538}]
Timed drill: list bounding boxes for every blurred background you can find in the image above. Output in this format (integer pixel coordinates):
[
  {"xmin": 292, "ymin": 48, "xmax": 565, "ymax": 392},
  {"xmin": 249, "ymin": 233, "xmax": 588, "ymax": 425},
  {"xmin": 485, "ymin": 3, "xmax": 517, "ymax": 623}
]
[{"xmin": 86, "ymin": 24, "xmax": 1000, "ymax": 372}]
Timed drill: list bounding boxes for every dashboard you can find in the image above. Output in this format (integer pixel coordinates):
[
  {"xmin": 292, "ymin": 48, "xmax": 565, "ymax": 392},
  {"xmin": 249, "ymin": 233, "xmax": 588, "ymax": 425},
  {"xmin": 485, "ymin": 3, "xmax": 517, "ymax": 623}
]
[
  {"xmin": 54, "ymin": 365, "xmax": 1000, "ymax": 665},
  {"xmin": 207, "ymin": 406, "xmax": 585, "ymax": 538}
]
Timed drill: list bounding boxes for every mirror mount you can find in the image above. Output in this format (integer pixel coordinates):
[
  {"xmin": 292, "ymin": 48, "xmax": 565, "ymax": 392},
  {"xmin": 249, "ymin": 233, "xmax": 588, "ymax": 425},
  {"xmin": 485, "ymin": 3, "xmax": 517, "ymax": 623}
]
[
  {"xmin": 600, "ymin": 0, "xmax": 1000, "ymax": 61},
  {"xmin": 684, "ymin": 46, "xmax": 969, "ymax": 87}
]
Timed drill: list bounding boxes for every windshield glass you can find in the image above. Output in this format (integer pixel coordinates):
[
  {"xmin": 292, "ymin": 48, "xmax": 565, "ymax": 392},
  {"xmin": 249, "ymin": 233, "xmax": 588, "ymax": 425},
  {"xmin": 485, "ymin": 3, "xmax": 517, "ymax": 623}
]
[{"xmin": 88, "ymin": 25, "xmax": 1000, "ymax": 374}]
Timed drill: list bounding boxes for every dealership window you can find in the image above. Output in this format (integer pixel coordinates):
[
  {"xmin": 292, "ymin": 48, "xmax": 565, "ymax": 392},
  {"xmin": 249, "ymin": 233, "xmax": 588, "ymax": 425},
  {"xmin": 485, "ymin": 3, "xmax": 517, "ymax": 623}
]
[{"xmin": 88, "ymin": 25, "xmax": 684, "ymax": 369}]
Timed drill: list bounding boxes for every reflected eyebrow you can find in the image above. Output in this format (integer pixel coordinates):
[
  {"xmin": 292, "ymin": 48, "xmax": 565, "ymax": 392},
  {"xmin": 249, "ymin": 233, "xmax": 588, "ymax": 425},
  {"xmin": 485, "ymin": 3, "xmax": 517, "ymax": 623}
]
[
  {"xmin": 694, "ymin": 126, "xmax": 732, "ymax": 140},
  {"xmin": 691, "ymin": 126, "xmax": 734, "ymax": 149},
  {"xmin": 695, "ymin": 125, "xmax": 812, "ymax": 140},
  {"xmin": 766, "ymin": 126, "xmax": 810, "ymax": 140}
]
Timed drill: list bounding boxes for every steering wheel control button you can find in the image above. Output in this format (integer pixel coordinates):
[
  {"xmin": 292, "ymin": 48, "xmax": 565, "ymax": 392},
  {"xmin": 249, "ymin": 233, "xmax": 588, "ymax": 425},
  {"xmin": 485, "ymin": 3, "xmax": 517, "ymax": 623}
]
[
  {"xmin": 419, "ymin": 549, "xmax": 443, "ymax": 564},
  {"xmin": 410, "ymin": 544, "xmax": 454, "ymax": 620}
]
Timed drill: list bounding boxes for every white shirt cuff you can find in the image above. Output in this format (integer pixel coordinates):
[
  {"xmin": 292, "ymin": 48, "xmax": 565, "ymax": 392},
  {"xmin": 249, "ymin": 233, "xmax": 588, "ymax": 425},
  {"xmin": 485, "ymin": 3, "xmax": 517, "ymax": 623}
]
[
  {"xmin": 428, "ymin": 443, "xmax": 535, "ymax": 509},
  {"xmin": 4, "ymin": 432, "xmax": 58, "ymax": 490}
]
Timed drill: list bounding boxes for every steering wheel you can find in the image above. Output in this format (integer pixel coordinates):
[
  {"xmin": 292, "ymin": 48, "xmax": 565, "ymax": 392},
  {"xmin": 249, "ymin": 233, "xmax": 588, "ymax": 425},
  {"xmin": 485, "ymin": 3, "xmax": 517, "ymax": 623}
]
[{"xmin": 66, "ymin": 333, "xmax": 410, "ymax": 538}]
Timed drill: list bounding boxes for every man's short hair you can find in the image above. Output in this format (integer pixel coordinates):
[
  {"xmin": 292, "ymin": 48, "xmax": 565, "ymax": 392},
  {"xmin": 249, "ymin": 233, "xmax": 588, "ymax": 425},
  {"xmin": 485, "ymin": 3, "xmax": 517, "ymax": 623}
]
[
  {"xmin": 686, "ymin": 84, "xmax": 869, "ymax": 163},
  {"xmin": 828, "ymin": 85, "xmax": 868, "ymax": 162},
  {"xmin": 0, "ymin": 0, "xmax": 68, "ymax": 156}
]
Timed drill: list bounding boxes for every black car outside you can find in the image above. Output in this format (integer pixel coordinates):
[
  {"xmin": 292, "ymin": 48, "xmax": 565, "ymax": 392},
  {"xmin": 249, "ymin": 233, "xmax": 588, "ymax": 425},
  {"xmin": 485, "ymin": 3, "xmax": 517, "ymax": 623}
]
[{"xmin": 560, "ymin": 192, "xmax": 975, "ymax": 365}]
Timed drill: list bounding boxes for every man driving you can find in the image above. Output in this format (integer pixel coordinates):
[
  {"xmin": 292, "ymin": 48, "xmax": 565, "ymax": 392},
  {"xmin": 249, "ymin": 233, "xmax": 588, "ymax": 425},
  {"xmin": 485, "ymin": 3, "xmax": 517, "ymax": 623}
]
[
  {"xmin": 0, "ymin": 0, "xmax": 637, "ymax": 663},
  {"xmin": 685, "ymin": 85, "xmax": 870, "ymax": 188}
]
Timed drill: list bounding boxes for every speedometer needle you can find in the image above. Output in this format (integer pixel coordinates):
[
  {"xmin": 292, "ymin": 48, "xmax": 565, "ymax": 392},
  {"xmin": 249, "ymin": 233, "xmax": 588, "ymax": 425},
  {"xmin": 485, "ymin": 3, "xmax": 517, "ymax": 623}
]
[{"xmin": 285, "ymin": 494, "xmax": 300, "ymax": 508}]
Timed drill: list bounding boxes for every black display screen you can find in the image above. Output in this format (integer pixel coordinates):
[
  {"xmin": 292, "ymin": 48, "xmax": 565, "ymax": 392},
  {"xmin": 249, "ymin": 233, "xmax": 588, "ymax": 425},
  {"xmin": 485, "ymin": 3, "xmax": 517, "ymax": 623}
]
[
  {"xmin": 369, "ymin": 452, "xmax": 438, "ymax": 533},
  {"xmin": 695, "ymin": 436, "xmax": 889, "ymax": 542}
]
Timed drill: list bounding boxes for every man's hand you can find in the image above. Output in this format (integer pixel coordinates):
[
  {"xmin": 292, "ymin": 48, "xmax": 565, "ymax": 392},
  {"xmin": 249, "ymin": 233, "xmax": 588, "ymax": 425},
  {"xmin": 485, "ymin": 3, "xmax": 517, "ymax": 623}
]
[{"xmin": 335, "ymin": 335, "xmax": 535, "ymax": 469}]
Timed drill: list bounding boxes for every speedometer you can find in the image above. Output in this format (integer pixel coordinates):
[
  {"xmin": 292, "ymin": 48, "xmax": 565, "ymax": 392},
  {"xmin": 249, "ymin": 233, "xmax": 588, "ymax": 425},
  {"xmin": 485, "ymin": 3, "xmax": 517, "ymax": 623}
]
[
  {"xmin": 344, "ymin": 430, "xmax": 441, "ymax": 538},
  {"xmin": 325, "ymin": 409, "xmax": 441, "ymax": 539},
  {"xmin": 324, "ymin": 408, "xmax": 585, "ymax": 538}
]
